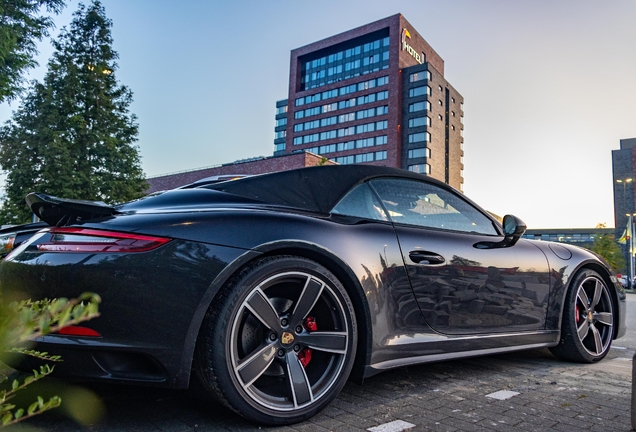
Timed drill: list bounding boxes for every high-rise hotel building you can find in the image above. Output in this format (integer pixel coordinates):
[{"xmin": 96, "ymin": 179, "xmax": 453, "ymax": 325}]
[{"xmin": 274, "ymin": 14, "xmax": 465, "ymax": 190}]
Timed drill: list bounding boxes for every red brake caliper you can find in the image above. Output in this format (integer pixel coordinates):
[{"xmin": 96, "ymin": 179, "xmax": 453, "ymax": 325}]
[
  {"xmin": 298, "ymin": 316, "xmax": 317, "ymax": 368},
  {"xmin": 575, "ymin": 305, "xmax": 580, "ymax": 323}
]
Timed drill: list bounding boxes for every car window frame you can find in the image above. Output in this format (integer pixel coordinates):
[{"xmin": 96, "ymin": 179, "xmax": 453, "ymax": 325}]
[
  {"xmin": 330, "ymin": 177, "xmax": 502, "ymax": 236},
  {"xmin": 366, "ymin": 177, "xmax": 501, "ymax": 237}
]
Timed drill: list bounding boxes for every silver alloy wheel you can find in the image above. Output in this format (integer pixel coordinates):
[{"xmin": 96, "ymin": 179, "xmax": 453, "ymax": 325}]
[
  {"xmin": 229, "ymin": 271, "xmax": 349, "ymax": 411},
  {"xmin": 574, "ymin": 275, "xmax": 613, "ymax": 356}
]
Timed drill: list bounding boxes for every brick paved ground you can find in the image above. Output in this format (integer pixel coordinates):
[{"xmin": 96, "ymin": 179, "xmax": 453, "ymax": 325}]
[{"xmin": 17, "ymin": 296, "xmax": 635, "ymax": 432}]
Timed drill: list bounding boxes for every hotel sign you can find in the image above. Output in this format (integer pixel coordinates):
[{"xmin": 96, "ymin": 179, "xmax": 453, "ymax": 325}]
[{"xmin": 401, "ymin": 28, "xmax": 423, "ymax": 64}]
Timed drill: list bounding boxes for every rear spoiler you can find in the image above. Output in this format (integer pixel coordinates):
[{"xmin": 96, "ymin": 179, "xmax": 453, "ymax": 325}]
[{"xmin": 25, "ymin": 192, "xmax": 119, "ymax": 226}]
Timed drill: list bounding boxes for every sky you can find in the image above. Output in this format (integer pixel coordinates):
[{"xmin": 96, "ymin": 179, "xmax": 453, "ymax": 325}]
[{"xmin": 1, "ymin": 0, "xmax": 634, "ymax": 229}]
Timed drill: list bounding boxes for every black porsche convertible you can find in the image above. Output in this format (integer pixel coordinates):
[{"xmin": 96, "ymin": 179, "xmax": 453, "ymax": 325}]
[{"xmin": 0, "ymin": 165, "xmax": 626, "ymax": 425}]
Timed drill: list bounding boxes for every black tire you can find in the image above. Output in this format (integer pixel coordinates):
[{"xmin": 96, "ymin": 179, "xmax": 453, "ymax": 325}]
[
  {"xmin": 195, "ymin": 256, "xmax": 357, "ymax": 425},
  {"xmin": 549, "ymin": 269, "xmax": 614, "ymax": 363}
]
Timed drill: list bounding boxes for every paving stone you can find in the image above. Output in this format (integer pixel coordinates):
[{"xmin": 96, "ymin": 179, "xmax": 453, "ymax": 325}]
[
  {"xmin": 18, "ymin": 333, "xmax": 634, "ymax": 432},
  {"xmin": 438, "ymin": 415, "xmax": 493, "ymax": 431}
]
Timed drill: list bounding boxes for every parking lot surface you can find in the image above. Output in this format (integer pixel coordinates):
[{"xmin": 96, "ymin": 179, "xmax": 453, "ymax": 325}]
[{"xmin": 19, "ymin": 296, "xmax": 636, "ymax": 432}]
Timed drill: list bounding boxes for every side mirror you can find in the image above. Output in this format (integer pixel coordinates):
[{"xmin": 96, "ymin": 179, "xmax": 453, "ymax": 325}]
[
  {"xmin": 474, "ymin": 214, "xmax": 527, "ymax": 249},
  {"xmin": 502, "ymin": 214, "xmax": 527, "ymax": 247}
]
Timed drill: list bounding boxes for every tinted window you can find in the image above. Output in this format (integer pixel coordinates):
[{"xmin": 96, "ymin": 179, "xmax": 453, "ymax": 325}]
[
  {"xmin": 369, "ymin": 178, "xmax": 497, "ymax": 235},
  {"xmin": 332, "ymin": 183, "xmax": 388, "ymax": 221}
]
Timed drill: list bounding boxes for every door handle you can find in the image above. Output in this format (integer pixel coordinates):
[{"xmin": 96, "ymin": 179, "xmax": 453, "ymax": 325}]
[{"xmin": 409, "ymin": 250, "xmax": 445, "ymax": 265}]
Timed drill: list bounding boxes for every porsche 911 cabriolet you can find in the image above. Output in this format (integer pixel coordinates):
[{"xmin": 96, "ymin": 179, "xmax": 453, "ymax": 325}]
[{"xmin": 0, "ymin": 165, "xmax": 625, "ymax": 425}]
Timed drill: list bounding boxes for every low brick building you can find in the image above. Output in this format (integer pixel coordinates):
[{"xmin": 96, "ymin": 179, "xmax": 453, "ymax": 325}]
[{"xmin": 146, "ymin": 151, "xmax": 333, "ymax": 193}]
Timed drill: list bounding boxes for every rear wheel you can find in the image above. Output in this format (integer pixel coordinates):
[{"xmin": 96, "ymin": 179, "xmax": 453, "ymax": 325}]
[
  {"xmin": 550, "ymin": 269, "xmax": 614, "ymax": 362},
  {"xmin": 195, "ymin": 256, "xmax": 357, "ymax": 425}
]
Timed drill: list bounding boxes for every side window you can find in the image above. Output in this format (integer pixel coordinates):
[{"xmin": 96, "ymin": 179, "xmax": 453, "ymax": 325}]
[
  {"xmin": 369, "ymin": 178, "xmax": 497, "ymax": 235},
  {"xmin": 331, "ymin": 183, "xmax": 388, "ymax": 221}
]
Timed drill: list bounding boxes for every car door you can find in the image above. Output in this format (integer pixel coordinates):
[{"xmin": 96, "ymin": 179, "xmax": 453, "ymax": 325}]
[{"xmin": 368, "ymin": 177, "xmax": 551, "ymax": 335}]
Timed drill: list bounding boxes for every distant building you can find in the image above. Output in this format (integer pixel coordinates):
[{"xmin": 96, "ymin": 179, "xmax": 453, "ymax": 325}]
[
  {"xmin": 522, "ymin": 228, "xmax": 612, "ymax": 249},
  {"xmin": 274, "ymin": 14, "xmax": 465, "ymax": 191},
  {"xmin": 612, "ymin": 137, "xmax": 636, "ymax": 271}
]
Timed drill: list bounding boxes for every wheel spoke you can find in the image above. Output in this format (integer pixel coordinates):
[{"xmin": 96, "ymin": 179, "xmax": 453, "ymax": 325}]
[
  {"xmin": 236, "ymin": 343, "xmax": 277, "ymax": 387},
  {"xmin": 577, "ymin": 289, "xmax": 589, "ymax": 310},
  {"xmin": 577, "ymin": 319, "xmax": 590, "ymax": 341},
  {"xmin": 595, "ymin": 312, "xmax": 613, "ymax": 326},
  {"xmin": 297, "ymin": 331, "xmax": 348, "ymax": 354},
  {"xmin": 286, "ymin": 351, "xmax": 313, "ymax": 406},
  {"xmin": 245, "ymin": 288, "xmax": 282, "ymax": 331},
  {"xmin": 589, "ymin": 323, "xmax": 604, "ymax": 355},
  {"xmin": 590, "ymin": 280, "xmax": 603, "ymax": 309},
  {"xmin": 290, "ymin": 276, "xmax": 324, "ymax": 325}
]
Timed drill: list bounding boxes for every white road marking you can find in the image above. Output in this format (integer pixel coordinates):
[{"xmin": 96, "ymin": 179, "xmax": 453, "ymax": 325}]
[
  {"xmin": 485, "ymin": 390, "xmax": 520, "ymax": 400},
  {"xmin": 367, "ymin": 419, "xmax": 416, "ymax": 432}
]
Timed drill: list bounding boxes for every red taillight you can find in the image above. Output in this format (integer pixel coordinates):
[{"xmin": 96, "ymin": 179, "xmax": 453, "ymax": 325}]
[
  {"xmin": 55, "ymin": 326, "xmax": 102, "ymax": 337},
  {"xmin": 37, "ymin": 227, "xmax": 171, "ymax": 253}
]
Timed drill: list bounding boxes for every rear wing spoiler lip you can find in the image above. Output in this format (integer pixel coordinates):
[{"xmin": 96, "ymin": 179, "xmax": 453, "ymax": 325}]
[{"xmin": 25, "ymin": 192, "xmax": 119, "ymax": 226}]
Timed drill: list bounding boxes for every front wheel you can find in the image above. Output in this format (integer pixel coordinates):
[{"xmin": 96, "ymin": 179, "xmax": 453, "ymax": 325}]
[
  {"xmin": 550, "ymin": 269, "xmax": 614, "ymax": 363},
  {"xmin": 195, "ymin": 256, "xmax": 357, "ymax": 425}
]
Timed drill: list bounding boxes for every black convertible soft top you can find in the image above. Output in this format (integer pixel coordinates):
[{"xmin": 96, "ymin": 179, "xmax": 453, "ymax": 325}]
[{"xmin": 205, "ymin": 164, "xmax": 445, "ymax": 214}]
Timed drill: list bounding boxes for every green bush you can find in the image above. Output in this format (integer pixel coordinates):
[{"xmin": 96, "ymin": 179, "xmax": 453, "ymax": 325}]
[{"xmin": 0, "ymin": 292, "xmax": 100, "ymax": 427}]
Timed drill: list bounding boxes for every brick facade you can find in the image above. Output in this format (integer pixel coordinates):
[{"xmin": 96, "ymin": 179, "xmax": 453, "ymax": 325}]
[
  {"xmin": 146, "ymin": 152, "xmax": 334, "ymax": 193},
  {"xmin": 280, "ymin": 13, "xmax": 464, "ymax": 191}
]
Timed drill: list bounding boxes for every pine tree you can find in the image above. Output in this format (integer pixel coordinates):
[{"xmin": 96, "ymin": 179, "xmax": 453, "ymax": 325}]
[
  {"xmin": 0, "ymin": 0, "xmax": 66, "ymax": 103},
  {"xmin": 0, "ymin": 1, "xmax": 147, "ymax": 224}
]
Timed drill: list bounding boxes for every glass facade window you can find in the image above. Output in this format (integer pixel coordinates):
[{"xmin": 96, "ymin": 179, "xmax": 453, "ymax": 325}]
[
  {"xmin": 333, "ymin": 150, "xmax": 387, "ymax": 164},
  {"xmin": 323, "ymin": 102, "xmax": 338, "ymax": 113},
  {"xmin": 275, "ymin": 130, "xmax": 286, "ymax": 139},
  {"xmin": 294, "ymin": 120, "xmax": 319, "ymax": 132},
  {"xmin": 376, "ymin": 135, "xmax": 388, "ymax": 145},
  {"xmin": 408, "ymin": 132, "xmax": 430, "ymax": 143},
  {"xmin": 409, "ymin": 71, "xmax": 431, "ymax": 83},
  {"xmin": 408, "ymin": 148, "xmax": 430, "ymax": 159},
  {"xmin": 333, "ymin": 155, "xmax": 354, "ymax": 164},
  {"xmin": 338, "ymin": 126, "xmax": 355, "ymax": 138},
  {"xmin": 408, "ymin": 163, "xmax": 431, "ymax": 174},
  {"xmin": 339, "ymin": 112, "xmax": 356, "ymax": 123},
  {"xmin": 408, "ymin": 116, "xmax": 430, "ymax": 128},
  {"xmin": 301, "ymin": 36, "xmax": 390, "ymax": 90},
  {"xmin": 276, "ymin": 118, "xmax": 287, "ymax": 127},
  {"xmin": 320, "ymin": 116, "xmax": 338, "ymax": 127},
  {"xmin": 274, "ymin": 142, "xmax": 285, "ymax": 152},
  {"xmin": 409, "ymin": 101, "xmax": 430, "ymax": 113},
  {"xmin": 295, "ymin": 105, "xmax": 388, "ymax": 131},
  {"xmin": 305, "ymin": 135, "xmax": 387, "ymax": 156},
  {"xmin": 276, "ymin": 105, "xmax": 288, "ymax": 115},
  {"xmin": 321, "ymin": 130, "xmax": 337, "ymax": 140},
  {"xmin": 294, "ymin": 121, "xmax": 387, "ymax": 145},
  {"xmin": 295, "ymin": 76, "xmax": 388, "ymax": 107},
  {"xmin": 409, "ymin": 86, "xmax": 431, "ymax": 98}
]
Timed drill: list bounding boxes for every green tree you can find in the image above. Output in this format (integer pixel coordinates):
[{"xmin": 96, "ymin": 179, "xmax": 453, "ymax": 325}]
[
  {"xmin": 590, "ymin": 223, "xmax": 626, "ymax": 272},
  {"xmin": 0, "ymin": 0, "xmax": 66, "ymax": 103},
  {"xmin": 0, "ymin": 1, "xmax": 147, "ymax": 224}
]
